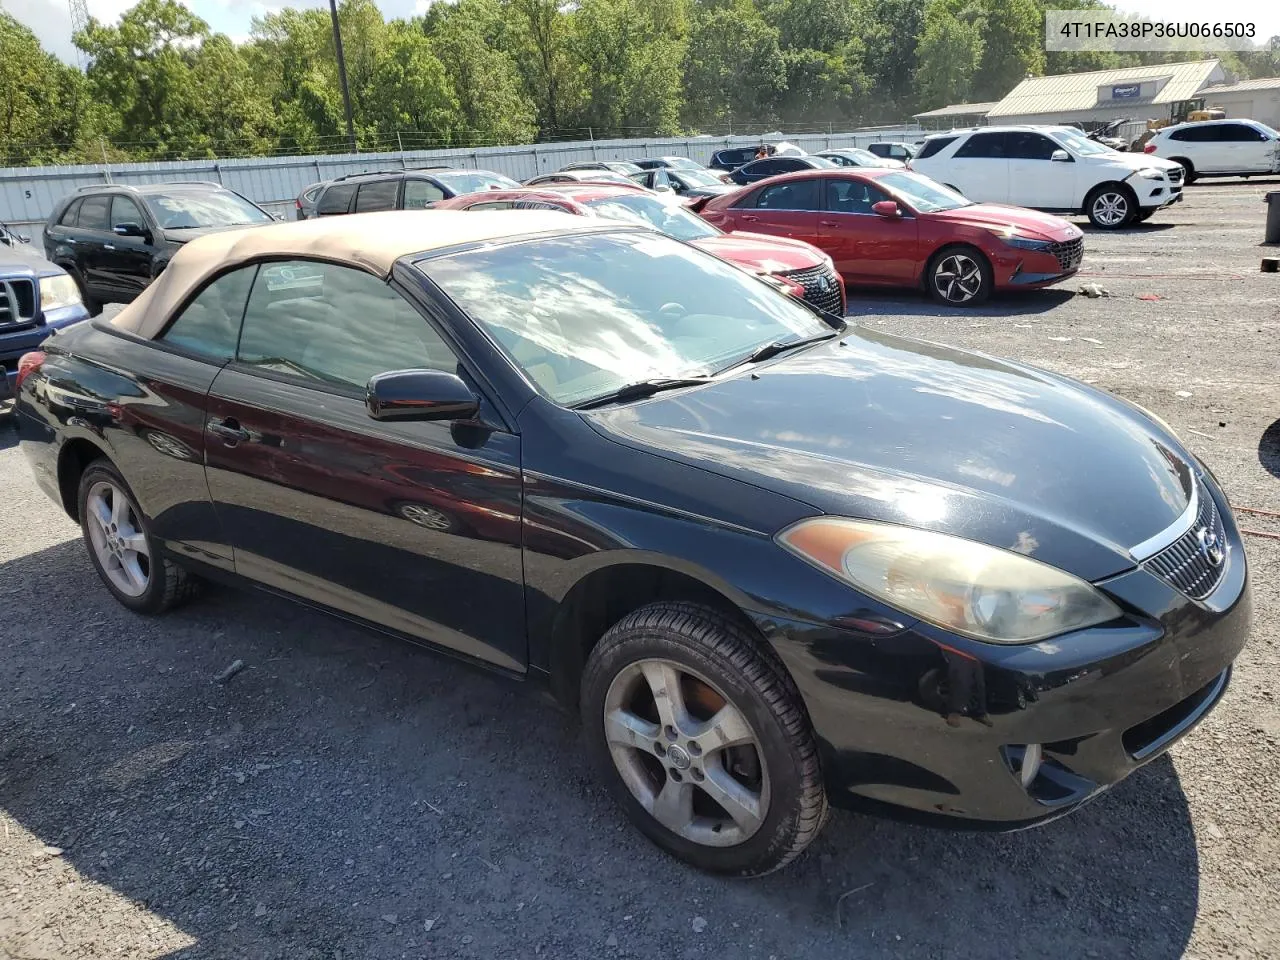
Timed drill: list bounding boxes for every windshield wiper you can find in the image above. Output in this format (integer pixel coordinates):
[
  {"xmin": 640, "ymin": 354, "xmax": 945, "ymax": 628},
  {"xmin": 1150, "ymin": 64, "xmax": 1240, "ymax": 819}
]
[
  {"xmin": 716, "ymin": 332, "xmax": 838, "ymax": 375},
  {"xmin": 573, "ymin": 377, "xmax": 715, "ymax": 410}
]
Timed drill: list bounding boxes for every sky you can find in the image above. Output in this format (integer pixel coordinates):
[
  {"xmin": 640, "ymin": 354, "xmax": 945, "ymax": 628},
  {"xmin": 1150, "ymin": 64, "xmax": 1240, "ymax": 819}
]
[{"xmin": 5, "ymin": 0, "xmax": 1279, "ymax": 67}]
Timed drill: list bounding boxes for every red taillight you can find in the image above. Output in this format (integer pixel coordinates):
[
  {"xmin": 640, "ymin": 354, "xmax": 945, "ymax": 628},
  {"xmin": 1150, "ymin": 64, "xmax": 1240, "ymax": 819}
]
[
  {"xmin": 1143, "ymin": 142, "xmax": 1156, "ymax": 154},
  {"xmin": 15, "ymin": 350, "xmax": 46, "ymax": 392},
  {"xmin": 295, "ymin": 198, "xmax": 303, "ymax": 209}
]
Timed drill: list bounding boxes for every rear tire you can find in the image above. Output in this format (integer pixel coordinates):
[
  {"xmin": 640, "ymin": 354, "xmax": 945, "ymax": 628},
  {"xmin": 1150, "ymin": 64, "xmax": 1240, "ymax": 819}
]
[
  {"xmin": 925, "ymin": 244, "xmax": 992, "ymax": 306},
  {"xmin": 1171, "ymin": 158, "xmax": 1196, "ymax": 184},
  {"xmin": 1085, "ymin": 184, "xmax": 1137, "ymax": 229},
  {"xmin": 77, "ymin": 460, "xmax": 199, "ymax": 614},
  {"xmin": 580, "ymin": 601, "xmax": 827, "ymax": 876}
]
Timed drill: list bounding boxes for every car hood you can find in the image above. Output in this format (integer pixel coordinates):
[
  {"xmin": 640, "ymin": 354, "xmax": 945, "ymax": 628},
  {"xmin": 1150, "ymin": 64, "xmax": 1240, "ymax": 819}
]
[
  {"xmin": 683, "ymin": 184, "xmax": 738, "ymax": 198},
  {"xmin": 1101, "ymin": 151, "xmax": 1181, "ymax": 173},
  {"xmin": 691, "ymin": 232, "xmax": 826, "ymax": 273},
  {"xmin": 0, "ymin": 241, "xmax": 60, "ymax": 275},
  {"xmin": 585, "ymin": 328, "xmax": 1195, "ymax": 581},
  {"xmin": 162, "ymin": 223, "xmax": 262, "ymax": 244},
  {"xmin": 926, "ymin": 204, "xmax": 1082, "ymax": 242}
]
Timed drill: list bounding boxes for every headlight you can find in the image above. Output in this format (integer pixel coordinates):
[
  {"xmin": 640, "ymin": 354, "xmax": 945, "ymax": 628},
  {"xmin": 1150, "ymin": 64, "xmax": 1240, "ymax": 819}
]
[
  {"xmin": 1001, "ymin": 235, "xmax": 1053, "ymax": 251},
  {"xmin": 39, "ymin": 273, "xmax": 82, "ymax": 311},
  {"xmin": 777, "ymin": 518, "xmax": 1121, "ymax": 644},
  {"xmin": 1136, "ymin": 168, "xmax": 1165, "ymax": 179}
]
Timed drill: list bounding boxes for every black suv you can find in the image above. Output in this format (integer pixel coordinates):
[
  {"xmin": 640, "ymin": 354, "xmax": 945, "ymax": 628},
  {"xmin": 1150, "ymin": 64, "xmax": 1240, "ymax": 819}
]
[
  {"xmin": 725, "ymin": 155, "xmax": 836, "ymax": 185},
  {"xmin": 309, "ymin": 168, "xmax": 521, "ymax": 218},
  {"xmin": 44, "ymin": 182, "xmax": 273, "ymax": 315},
  {"xmin": 709, "ymin": 147, "xmax": 761, "ymax": 171}
]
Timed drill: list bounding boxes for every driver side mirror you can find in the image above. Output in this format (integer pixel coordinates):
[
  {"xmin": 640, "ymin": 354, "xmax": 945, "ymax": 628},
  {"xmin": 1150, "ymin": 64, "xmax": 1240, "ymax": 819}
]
[
  {"xmin": 1050, "ymin": 149, "xmax": 1071, "ymax": 162},
  {"xmin": 113, "ymin": 222, "xmax": 148, "ymax": 238},
  {"xmin": 871, "ymin": 200, "xmax": 903, "ymax": 218},
  {"xmin": 653, "ymin": 184, "xmax": 674, "ymax": 194},
  {"xmin": 366, "ymin": 369, "xmax": 480, "ymax": 422}
]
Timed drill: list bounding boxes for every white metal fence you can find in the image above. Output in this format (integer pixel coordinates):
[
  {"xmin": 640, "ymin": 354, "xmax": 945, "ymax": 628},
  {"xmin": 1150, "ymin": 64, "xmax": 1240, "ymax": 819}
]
[{"xmin": 0, "ymin": 126, "xmax": 923, "ymax": 244}]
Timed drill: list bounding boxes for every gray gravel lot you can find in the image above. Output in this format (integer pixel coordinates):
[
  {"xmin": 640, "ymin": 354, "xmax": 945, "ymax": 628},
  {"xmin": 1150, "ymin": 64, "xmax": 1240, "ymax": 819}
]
[{"xmin": 2, "ymin": 181, "xmax": 1278, "ymax": 960}]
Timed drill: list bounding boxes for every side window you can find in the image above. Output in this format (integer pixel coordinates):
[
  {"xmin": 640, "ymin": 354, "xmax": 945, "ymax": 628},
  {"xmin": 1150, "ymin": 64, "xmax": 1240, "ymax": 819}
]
[
  {"xmin": 316, "ymin": 183, "xmax": 356, "ymax": 215},
  {"xmin": 355, "ymin": 179, "xmax": 400, "ymax": 213},
  {"xmin": 1223, "ymin": 123, "xmax": 1264, "ymax": 142},
  {"xmin": 1168, "ymin": 128, "xmax": 1189, "ymax": 142},
  {"xmin": 158, "ymin": 266, "xmax": 256, "ymax": 361},
  {"xmin": 59, "ymin": 198, "xmax": 84, "ymax": 226},
  {"xmin": 915, "ymin": 136, "xmax": 958, "ymax": 159},
  {"xmin": 1006, "ymin": 132, "xmax": 1058, "ymax": 160},
  {"xmin": 1190, "ymin": 126, "xmax": 1219, "ymax": 142},
  {"xmin": 747, "ymin": 160, "xmax": 777, "ymax": 177},
  {"xmin": 954, "ymin": 133, "xmax": 1008, "ymax": 159},
  {"xmin": 403, "ymin": 179, "xmax": 445, "ymax": 209},
  {"xmin": 825, "ymin": 178, "xmax": 889, "ymax": 214},
  {"xmin": 777, "ymin": 158, "xmax": 808, "ymax": 172},
  {"xmin": 465, "ymin": 200, "xmax": 514, "ymax": 211},
  {"xmin": 78, "ymin": 195, "xmax": 112, "ymax": 231},
  {"xmin": 110, "ymin": 196, "xmax": 146, "ymax": 229},
  {"xmin": 237, "ymin": 260, "xmax": 459, "ymax": 390},
  {"xmin": 514, "ymin": 200, "xmax": 569, "ymax": 211},
  {"xmin": 756, "ymin": 178, "xmax": 821, "ymax": 211}
]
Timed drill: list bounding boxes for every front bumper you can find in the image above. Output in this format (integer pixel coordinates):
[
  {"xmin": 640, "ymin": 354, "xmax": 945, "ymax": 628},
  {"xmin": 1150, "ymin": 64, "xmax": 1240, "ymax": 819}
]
[
  {"xmin": 994, "ymin": 243, "xmax": 1082, "ymax": 290},
  {"xmin": 754, "ymin": 484, "xmax": 1249, "ymax": 828}
]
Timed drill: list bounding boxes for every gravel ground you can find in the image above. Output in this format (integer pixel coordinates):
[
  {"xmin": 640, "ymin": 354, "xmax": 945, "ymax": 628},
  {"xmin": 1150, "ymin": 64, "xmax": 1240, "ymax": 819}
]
[{"xmin": 2, "ymin": 181, "xmax": 1278, "ymax": 960}]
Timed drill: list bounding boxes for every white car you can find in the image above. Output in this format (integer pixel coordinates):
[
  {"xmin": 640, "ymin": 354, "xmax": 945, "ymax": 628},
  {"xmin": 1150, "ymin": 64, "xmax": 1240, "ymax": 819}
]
[
  {"xmin": 1143, "ymin": 119, "xmax": 1280, "ymax": 183},
  {"xmin": 910, "ymin": 125, "xmax": 1185, "ymax": 228}
]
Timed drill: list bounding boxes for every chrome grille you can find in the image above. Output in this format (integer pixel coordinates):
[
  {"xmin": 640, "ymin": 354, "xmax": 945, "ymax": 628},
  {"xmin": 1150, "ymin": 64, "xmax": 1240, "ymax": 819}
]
[
  {"xmin": 1167, "ymin": 167, "xmax": 1183, "ymax": 184},
  {"xmin": 1048, "ymin": 237, "xmax": 1083, "ymax": 272},
  {"xmin": 0, "ymin": 279, "xmax": 35, "ymax": 328},
  {"xmin": 1143, "ymin": 483, "xmax": 1228, "ymax": 600},
  {"xmin": 781, "ymin": 264, "xmax": 844, "ymax": 316}
]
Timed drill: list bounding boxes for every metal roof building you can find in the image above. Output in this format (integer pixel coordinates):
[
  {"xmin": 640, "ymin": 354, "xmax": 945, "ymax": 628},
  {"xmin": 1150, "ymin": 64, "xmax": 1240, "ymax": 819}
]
[
  {"xmin": 912, "ymin": 101, "xmax": 998, "ymax": 129},
  {"xmin": 1198, "ymin": 77, "xmax": 1280, "ymax": 127},
  {"xmin": 987, "ymin": 59, "xmax": 1227, "ymax": 125}
]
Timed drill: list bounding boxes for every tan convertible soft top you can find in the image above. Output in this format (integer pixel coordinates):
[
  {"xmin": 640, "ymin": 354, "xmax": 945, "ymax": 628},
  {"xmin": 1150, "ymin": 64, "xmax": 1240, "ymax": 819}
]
[{"xmin": 111, "ymin": 209, "xmax": 588, "ymax": 340}]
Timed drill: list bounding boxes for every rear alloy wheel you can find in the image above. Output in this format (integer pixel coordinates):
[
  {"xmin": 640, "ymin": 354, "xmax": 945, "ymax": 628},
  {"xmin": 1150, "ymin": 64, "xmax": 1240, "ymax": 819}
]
[
  {"xmin": 1086, "ymin": 186, "xmax": 1135, "ymax": 229},
  {"xmin": 581, "ymin": 602, "xmax": 827, "ymax": 876},
  {"xmin": 927, "ymin": 246, "xmax": 992, "ymax": 306},
  {"xmin": 78, "ymin": 460, "xmax": 198, "ymax": 613}
]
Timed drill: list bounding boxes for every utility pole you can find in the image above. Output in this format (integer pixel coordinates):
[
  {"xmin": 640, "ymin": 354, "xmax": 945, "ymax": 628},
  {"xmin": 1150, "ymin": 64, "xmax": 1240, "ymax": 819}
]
[{"xmin": 329, "ymin": 0, "xmax": 357, "ymax": 153}]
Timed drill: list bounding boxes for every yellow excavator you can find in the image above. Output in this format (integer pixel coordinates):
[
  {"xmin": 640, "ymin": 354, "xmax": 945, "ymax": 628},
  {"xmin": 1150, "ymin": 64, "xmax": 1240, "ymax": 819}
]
[{"xmin": 1131, "ymin": 98, "xmax": 1226, "ymax": 149}]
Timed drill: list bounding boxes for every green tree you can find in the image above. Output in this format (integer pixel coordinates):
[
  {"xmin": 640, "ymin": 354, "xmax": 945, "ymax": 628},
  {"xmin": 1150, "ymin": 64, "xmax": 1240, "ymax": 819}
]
[
  {"xmin": 682, "ymin": 1, "xmax": 786, "ymax": 131},
  {"xmin": 506, "ymin": 0, "xmax": 583, "ymax": 136},
  {"xmin": 913, "ymin": 3, "xmax": 984, "ymax": 110},
  {"xmin": 860, "ymin": 0, "xmax": 928, "ymax": 117},
  {"xmin": 1, "ymin": 13, "xmax": 100, "ymax": 164}
]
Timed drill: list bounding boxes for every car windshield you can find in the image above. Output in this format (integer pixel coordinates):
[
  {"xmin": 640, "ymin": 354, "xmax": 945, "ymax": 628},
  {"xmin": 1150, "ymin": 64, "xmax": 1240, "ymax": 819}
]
[
  {"xmin": 808, "ymin": 156, "xmax": 838, "ymax": 168},
  {"xmin": 560, "ymin": 171, "xmax": 634, "ymax": 186},
  {"xmin": 849, "ymin": 148, "xmax": 883, "ymax": 164},
  {"xmin": 145, "ymin": 191, "xmax": 272, "ymax": 229},
  {"xmin": 434, "ymin": 171, "xmax": 521, "ymax": 193},
  {"xmin": 583, "ymin": 194, "xmax": 721, "ymax": 241},
  {"xmin": 1254, "ymin": 121, "xmax": 1279, "ymax": 138},
  {"xmin": 1053, "ymin": 128, "xmax": 1113, "ymax": 156},
  {"xmin": 673, "ymin": 169, "xmax": 726, "ymax": 188},
  {"xmin": 667, "ymin": 158, "xmax": 703, "ymax": 170},
  {"xmin": 418, "ymin": 232, "xmax": 830, "ymax": 407},
  {"xmin": 875, "ymin": 172, "xmax": 972, "ymax": 212}
]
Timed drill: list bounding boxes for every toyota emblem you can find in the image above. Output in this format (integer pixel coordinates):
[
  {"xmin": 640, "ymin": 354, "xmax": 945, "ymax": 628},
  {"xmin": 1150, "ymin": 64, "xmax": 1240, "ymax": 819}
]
[{"xmin": 1198, "ymin": 527, "xmax": 1225, "ymax": 568}]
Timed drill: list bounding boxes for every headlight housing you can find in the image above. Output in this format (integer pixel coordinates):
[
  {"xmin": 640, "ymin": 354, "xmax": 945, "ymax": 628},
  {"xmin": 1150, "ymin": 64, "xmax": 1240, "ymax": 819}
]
[
  {"xmin": 1136, "ymin": 167, "xmax": 1165, "ymax": 179},
  {"xmin": 1001, "ymin": 234, "xmax": 1054, "ymax": 252},
  {"xmin": 777, "ymin": 518, "xmax": 1122, "ymax": 644},
  {"xmin": 39, "ymin": 273, "xmax": 82, "ymax": 311}
]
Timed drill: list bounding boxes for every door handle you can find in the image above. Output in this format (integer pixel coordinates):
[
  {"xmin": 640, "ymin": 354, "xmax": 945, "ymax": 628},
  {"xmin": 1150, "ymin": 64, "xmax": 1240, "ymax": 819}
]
[
  {"xmin": 208, "ymin": 417, "xmax": 251, "ymax": 444},
  {"xmin": 103, "ymin": 243, "xmax": 115, "ymax": 250},
  {"xmin": 820, "ymin": 220, "xmax": 838, "ymax": 227},
  {"xmin": 742, "ymin": 215, "xmax": 760, "ymax": 222}
]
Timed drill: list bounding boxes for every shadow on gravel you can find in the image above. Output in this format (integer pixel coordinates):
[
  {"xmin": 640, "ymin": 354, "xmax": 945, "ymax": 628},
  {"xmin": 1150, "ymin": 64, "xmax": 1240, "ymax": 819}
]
[
  {"xmin": 0, "ymin": 413, "xmax": 17, "ymax": 450},
  {"xmin": 0, "ymin": 540, "xmax": 1202, "ymax": 960},
  {"xmin": 847, "ymin": 287, "xmax": 1075, "ymax": 319},
  {"xmin": 1259, "ymin": 419, "xmax": 1280, "ymax": 479}
]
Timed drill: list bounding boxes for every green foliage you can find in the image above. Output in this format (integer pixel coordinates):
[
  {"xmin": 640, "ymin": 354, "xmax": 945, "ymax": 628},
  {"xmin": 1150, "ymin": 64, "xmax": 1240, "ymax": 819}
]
[{"xmin": 1, "ymin": 0, "xmax": 1275, "ymax": 165}]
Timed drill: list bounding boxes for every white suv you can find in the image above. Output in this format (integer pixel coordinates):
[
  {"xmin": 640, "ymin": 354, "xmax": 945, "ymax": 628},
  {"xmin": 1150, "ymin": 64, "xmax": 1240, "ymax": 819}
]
[
  {"xmin": 1144, "ymin": 119, "xmax": 1280, "ymax": 183},
  {"xmin": 910, "ymin": 125, "xmax": 1185, "ymax": 229}
]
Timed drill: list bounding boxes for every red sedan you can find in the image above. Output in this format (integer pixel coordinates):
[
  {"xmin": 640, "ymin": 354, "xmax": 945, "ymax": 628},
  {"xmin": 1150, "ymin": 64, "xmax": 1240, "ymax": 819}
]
[
  {"xmin": 435, "ymin": 184, "xmax": 846, "ymax": 315},
  {"xmin": 693, "ymin": 169, "xmax": 1084, "ymax": 306}
]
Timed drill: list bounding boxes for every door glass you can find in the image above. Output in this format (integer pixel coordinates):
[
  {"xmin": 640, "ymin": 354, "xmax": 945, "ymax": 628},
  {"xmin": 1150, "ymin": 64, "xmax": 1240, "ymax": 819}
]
[
  {"xmin": 355, "ymin": 179, "xmax": 400, "ymax": 212},
  {"xmin": 465, "ymin": 200, "xmax": 515, "ymax": 210},
  {"xmin": 237, "ymin": 261, "xmax": 458, "ymax": 389},
  {"xmin": 316, "ymin": 183, "xmax": 356, "ymax": 215},
  {"xmin": 1224, "ymin": 124, "xmax": 1264, "ymax": 142},
  {"xmin": 825, "ymin": 179, "xmax": 888, "ymax": 214},
  {"xmin": 60, "ymin": 199, "xmax": 83, "ymax": 226},
  {"xmin": 158, "ymin": 266, "xmax": 256, "ymax": 361},
  {"xmin": 403, "ymin": 179, "xmax": 445, "ymax": 209},
  {"xmin": 1006, "ymin": 132, "xmax": 1058, "ymax": 160},
  {"xmin": 756, "ymin": 179, "xmax": 821, "ymax": 211},
  {"xmin": 110, "ymin": 196, "xmax": 146, "ymax": 230},
  {"xmin": 78, "ymin": 196, "xmax": 111, "ymax": 231},
  {"xmin": 954, "ymin": 133, "xmax": 1008, "ymax": 158}
]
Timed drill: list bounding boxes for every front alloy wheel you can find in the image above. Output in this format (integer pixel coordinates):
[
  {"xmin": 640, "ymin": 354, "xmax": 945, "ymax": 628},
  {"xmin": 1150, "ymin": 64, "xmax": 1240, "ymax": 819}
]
[
  {"xmin": 928, "ymin": 247, "xmax": 992, "ymax": 306},
  {"xmin": 581, "ymin": 601, "xmax": 827, "ymax": 876},
  {"xmin": 1088, "ymin": 188, "xmax": 1133, "ymax": 228}
]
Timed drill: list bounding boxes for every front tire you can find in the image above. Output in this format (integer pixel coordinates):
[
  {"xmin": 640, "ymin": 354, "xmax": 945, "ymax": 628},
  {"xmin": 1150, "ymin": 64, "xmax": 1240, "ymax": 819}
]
[
  {"xmin": 1085, "ymin": 184, "xmax": 1137, "ymax": 229},
  {"xmin": 580, "ymin": 602, "xmax": 827, "ymax": 876},
  {"xmin": 926, "ymin": 245, "xmax": 992, "ymax": 306},
  {"xmin": 78, "ymin": 460, "xmax": 198, "ymax": 613}
]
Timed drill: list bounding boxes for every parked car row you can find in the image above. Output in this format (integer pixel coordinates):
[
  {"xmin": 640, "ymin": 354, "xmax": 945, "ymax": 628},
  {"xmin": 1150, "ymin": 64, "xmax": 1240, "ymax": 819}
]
[{"xmin": 12, "ymin": 207, "xmax": 1249, "ymax": 879}]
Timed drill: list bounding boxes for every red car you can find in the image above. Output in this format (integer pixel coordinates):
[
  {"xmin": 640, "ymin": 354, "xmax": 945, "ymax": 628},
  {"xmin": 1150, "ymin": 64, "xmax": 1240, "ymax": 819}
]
[
  {"xmin": 693, "ymin": 168, "xmax": 1084, "ymax": 306},
  {"xmin": 435, "ymin": 184, "xmax": 846, "ymax": 315}
]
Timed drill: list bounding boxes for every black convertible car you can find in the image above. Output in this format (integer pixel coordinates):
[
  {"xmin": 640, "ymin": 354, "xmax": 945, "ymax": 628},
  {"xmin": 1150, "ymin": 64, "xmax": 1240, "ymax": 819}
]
[{"xmin": 15, "ymin": 212, "xmax": 1249, "ymax": 876}]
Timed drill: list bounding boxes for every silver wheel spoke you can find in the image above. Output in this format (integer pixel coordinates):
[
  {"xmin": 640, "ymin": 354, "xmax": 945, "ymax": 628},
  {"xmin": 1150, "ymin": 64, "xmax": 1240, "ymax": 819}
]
[
  {"xmin": 110, "ymin": 490, "xmax": 127, "ymax": 527},
  {"xmin": 693, "ymin": 704, "xmax": 755, "ymax": 753},
  {"xmin": 650, "ymin": 779, "xmax": 695, "ymax": 834},
  {"xmin": 121, "ymin": 554, "xmax": 148, "ymax": 590},
  {"xmin": 640, "ymin": 661, "xmax": 690, "ymax": 733},
  {"xmin": 120, "ymin": 531, "xmax": 149, "ymax": 555},
  {"xmin": 699, "ymin": 761, "xmax": 764, "ymax": 833},
  {"xmin": 604, "ymin": 708, "xmax": 659, "ymax": 751},
  {"xmin": 88, "ymin": 492, "xmax": 111, "ymax": 532}
]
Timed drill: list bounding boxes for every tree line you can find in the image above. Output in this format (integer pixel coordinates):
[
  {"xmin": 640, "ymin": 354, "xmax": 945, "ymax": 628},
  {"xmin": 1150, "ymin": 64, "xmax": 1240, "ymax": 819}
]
[{"xmin": 2, "ymin": 0, "xmax": 1278, "ymax": 166}]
